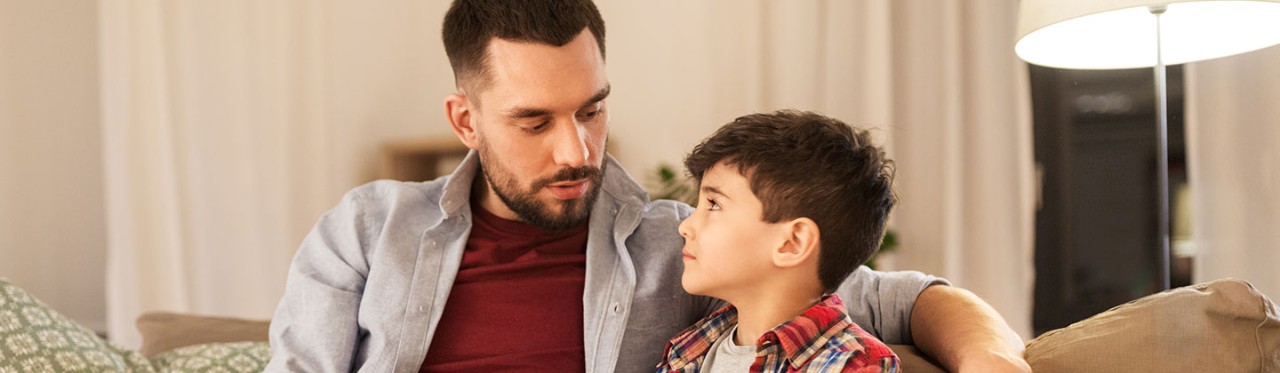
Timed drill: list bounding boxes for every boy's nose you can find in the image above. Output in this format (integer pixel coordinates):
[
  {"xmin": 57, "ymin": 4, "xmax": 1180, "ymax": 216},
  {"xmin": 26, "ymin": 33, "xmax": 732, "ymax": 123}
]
[{"xmin": 677, "ymin": 215, "xmax": 693, "ymax": 239}]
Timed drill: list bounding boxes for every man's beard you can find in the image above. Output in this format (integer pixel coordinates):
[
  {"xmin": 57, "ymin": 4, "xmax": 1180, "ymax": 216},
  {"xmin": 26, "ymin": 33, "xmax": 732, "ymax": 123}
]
[{"xmin": 478, "ymin": 146, "xmax": 605, "ymax": 231}]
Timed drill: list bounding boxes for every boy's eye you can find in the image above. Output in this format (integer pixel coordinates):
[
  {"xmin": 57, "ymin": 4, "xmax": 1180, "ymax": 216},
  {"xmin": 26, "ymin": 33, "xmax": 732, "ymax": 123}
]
[{"xmin": 704, "ymin": 198, "xmax": 721, "ymax": 211}]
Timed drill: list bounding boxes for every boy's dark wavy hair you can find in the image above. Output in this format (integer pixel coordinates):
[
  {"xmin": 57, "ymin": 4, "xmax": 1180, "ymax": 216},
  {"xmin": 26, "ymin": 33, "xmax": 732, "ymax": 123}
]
[{"xmin": 685, "ymin": 110, "xmax": 896, "ymax": 293}]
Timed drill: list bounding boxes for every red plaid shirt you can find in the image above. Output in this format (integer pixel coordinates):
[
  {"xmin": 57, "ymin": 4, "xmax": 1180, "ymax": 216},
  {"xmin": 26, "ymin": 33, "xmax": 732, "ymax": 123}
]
[{"xmin": 655, "ymin": 294, "xmax": 899, "ymax": 373}]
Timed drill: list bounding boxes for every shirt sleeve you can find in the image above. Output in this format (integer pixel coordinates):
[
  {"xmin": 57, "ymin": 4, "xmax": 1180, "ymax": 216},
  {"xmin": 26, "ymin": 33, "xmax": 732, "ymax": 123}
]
[
  {"xmin": 265, "ymin": 187, "xmax": 376, "ymax": 372},
  {"xmin": 834, "ymin": 266, "xmax": 950, "ymax": 345}
]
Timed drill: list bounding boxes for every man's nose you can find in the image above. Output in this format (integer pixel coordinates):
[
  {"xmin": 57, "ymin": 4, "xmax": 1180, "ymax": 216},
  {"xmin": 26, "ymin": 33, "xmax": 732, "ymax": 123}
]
[{"xmin": 552, "ymin": 121, "xmax": 590, "ymax": 167}]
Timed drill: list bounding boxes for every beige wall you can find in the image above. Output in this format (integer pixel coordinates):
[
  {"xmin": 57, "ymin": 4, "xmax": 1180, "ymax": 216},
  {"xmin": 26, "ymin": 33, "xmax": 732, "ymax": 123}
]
[{"xmin": 0, "ymin": 0, "xmax": 106, "ymax": 332}]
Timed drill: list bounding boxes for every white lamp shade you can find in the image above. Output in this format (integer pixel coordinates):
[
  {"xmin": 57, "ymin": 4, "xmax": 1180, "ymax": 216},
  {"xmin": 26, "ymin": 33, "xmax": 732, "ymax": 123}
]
[{"xmin": 1016, "ymin": 0, "xmax": 1280, "ymax": 69}]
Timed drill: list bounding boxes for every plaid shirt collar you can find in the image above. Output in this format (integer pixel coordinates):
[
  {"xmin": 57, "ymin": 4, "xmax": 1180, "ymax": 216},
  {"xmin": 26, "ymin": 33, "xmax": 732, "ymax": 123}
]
[{"xmin": 661, "ymin": 294, "xmax": 853, "ymax": 370}]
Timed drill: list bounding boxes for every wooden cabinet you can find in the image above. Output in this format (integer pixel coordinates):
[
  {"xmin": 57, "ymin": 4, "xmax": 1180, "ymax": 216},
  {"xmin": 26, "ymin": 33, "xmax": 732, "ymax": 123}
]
[{"xmin": 379, "ymin": 136, "xmax": 471, "ymax": 182}]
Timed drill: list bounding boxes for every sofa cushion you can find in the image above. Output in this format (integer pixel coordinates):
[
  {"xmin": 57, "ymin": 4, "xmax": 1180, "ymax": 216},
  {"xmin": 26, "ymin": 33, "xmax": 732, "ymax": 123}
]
[
  {"xmin": 149, "ymin": 341, "xmax": 269, "ymax": 373},
  {"xmin": 0, "ymin": 277, "xmax": 155, "ymax": 372},
  {"xmin": 1025, "ymin": 278, "xmax": 1280, "ymax": 372},
  {"xmin": 136, "ymin": 312, "xmax": 270, "ymax": 357}
]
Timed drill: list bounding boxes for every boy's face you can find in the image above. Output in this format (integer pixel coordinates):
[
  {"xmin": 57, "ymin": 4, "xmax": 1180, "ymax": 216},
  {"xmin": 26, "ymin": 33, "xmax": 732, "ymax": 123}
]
[{"xmin": 677, "ymin": 162, "xmax": 788, "ymax": 299}]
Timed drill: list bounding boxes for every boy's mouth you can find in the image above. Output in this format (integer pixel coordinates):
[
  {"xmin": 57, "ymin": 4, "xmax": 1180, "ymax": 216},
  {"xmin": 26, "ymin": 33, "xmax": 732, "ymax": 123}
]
[{"xmin": 682, "ymin": 249, "xmax": 696, "ymax": 260}]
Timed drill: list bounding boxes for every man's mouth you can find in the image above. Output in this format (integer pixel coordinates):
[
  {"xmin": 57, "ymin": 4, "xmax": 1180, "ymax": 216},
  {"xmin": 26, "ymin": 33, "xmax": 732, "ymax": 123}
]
[{"xmin": 547, "ymin": 179, "xmax": 590, "ymax": 200}]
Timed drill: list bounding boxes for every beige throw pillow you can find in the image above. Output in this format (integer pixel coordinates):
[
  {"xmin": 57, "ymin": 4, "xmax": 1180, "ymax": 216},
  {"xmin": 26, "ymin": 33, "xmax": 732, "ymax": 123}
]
[{"xmin": 1025, "ymin": 278, "xmax": 1280, "ymax": 372}]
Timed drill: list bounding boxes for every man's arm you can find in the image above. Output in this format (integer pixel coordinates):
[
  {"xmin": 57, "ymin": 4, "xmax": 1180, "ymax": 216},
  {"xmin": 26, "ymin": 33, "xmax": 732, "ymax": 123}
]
[
  {"xmin": 910, "ymin": 285, "xmax": 1031, "ymax": 373},
  {"xmin": 266, "ymin": 188, "xmax": 373, "ymax": 372}
]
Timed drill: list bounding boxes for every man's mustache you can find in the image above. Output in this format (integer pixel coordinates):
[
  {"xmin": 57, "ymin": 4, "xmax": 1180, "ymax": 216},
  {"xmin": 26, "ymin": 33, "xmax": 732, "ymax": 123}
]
[{"xmin": 532, "ymin": 166, "xmax": 603, "ymax": 190}]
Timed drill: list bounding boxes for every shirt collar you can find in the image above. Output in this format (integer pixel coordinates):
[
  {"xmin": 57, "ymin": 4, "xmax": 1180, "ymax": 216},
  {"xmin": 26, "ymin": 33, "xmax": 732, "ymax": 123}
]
[
  {"xmin": 661, "ymin": 294, "xmax": 852, "ymax": 370},
  {"xmin": 769, "ymin": 294, "xmax": 853, "ymax": 369},
  {"xmin": 438, "ymin": 150, "xmax": 479, "ymax": 216},
  {"xmin": 662, "ymin": 302, "xmax": 738, "ymax": 369}
]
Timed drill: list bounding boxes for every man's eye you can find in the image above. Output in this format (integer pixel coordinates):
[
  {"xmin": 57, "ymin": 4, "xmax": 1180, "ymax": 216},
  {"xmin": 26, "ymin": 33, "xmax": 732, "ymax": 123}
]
[
  {"xmin": 578, "ymin": 110, "xmax": 601, "ymax": 122},
  {"xmin": 524, "ymin": 121, "xmax": 549, "ymax": 133}
]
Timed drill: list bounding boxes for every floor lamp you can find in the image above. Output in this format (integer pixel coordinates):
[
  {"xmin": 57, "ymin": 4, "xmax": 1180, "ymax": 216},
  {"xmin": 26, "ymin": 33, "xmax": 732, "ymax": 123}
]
[{"xmin": 1015, "ymin": 0, "xmax": 1280, "ymax": 291}]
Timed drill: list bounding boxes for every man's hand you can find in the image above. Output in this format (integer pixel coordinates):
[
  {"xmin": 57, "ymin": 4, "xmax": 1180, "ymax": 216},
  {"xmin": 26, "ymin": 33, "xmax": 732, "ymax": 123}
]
[{"xmin": 910, "ymin": 285, "xmax": 1032, "ymax": 373}]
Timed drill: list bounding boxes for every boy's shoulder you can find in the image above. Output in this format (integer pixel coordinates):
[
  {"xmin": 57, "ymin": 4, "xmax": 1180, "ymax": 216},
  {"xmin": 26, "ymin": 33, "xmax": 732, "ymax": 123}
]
[
  {"xmin": 777, "ymin": 294, "xmax": 900, "ymax": 372},
  {"xmin": 657, "ymin": 295, "xmax": 900, "ymax": 372},
  {"xmin": 816, "ymin": 320, "xmax": 900, "ymax": 372}
]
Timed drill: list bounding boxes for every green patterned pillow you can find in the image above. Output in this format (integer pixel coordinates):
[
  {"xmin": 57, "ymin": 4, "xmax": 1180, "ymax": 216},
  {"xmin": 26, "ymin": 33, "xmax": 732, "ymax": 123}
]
[
  {"xmin": 149, "ymin": 342, "xmax": 269, "ymax": 373},
  {"xmin": 0, "ymin": 278, "xmax": 155, "ymax": 373}
]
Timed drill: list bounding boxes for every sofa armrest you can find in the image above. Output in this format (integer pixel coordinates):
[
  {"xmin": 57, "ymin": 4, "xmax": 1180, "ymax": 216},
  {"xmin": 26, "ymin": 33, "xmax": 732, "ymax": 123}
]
[
  {"xmin": 136, "ymin": 312, "xmax": 270, "ymax": 357},
  {"xmin": 1025, "ymin": 278, "xmax": 1280, "ymax": 372}
]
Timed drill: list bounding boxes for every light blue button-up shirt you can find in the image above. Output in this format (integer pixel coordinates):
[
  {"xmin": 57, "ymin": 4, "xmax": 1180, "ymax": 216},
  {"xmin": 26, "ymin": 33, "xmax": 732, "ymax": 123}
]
[{"xmin": 266, "ymin": 151, "xmax": 945, "ymax": 372}]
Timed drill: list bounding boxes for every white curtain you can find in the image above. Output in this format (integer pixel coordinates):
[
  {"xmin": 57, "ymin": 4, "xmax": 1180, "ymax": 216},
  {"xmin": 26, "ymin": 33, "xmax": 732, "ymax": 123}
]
[
  {"xmin": 887, "ymin": 1, "xmax": 1035, "ymax": 340},
  {"xmin": 99, "ymin": 0, "xmax": 331, "ymax": 346},
  {"xmin": 100, "ymin": 0, "xmax": 1035, "ymax": 346},
  {"xmin": 100, "ymin": 0, "xmax": 459, "ymax": 347},
  {"xmin": 1185, "ymin": 46, "xmax": 1280, "ymax": 303}
]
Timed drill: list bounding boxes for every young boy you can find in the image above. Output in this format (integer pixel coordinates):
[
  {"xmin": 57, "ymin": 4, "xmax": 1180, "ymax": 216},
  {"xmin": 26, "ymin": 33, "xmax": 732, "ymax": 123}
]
[{"xmin": 656, "ymin": 110, "xmax": 900, "ymax": 373}]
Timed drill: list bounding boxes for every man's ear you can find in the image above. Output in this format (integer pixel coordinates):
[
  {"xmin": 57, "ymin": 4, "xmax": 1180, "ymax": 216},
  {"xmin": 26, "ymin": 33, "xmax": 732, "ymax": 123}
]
[
  {"xmin": 445, "ymin": 92, "xmax": 480, "ymax": 150},
  {"xmin": 772, "ymin": 217, "xmax": 820, "ymax": 268}
]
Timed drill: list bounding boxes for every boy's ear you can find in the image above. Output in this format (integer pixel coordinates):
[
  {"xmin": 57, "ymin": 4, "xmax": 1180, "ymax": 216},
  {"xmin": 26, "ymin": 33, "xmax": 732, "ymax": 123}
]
[
  {"xmin": 445, "ymin": 92, "xmax": 480, "ymax": 150},
  {"xmin": 772, "ymin": 217, "xmax": 820, "ymax": 268}
]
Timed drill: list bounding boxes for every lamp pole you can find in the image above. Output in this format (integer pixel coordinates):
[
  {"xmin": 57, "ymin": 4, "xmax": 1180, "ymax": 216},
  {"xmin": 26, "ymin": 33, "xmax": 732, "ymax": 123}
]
[{"xmin": 1150, "ymin": 5, "xmax": 1172, "ymax": 291}]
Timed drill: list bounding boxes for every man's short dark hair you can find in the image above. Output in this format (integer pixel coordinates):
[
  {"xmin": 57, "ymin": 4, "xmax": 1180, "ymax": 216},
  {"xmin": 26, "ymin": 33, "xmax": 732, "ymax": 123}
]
[
  {"xmin": 684, "ymin": 110, "xmax": 896, "ymax": 293},
  {"xmin": 443, "ymin": 0, "xmax": 606, "ymax": 93}
]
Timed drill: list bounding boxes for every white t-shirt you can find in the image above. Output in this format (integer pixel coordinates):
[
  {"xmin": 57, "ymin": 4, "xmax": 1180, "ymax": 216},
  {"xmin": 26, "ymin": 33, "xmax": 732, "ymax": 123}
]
[{"xmin": 703, "ymin": 325, "xmax": 756, "ymax": 372}]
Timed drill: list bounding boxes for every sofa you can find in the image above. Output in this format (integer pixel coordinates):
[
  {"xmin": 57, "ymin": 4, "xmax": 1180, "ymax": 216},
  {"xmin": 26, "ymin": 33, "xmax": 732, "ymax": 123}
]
[
  {"xmin": 3, "ymin": 278, "xmax": 1277, "ymax": 372},
  {"xmin": 0, "ymin": 278, "xmax": 269, "ymax": 372}
]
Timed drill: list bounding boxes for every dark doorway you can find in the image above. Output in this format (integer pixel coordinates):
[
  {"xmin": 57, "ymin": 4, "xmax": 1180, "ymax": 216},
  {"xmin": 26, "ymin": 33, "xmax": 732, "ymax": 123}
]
[{"xmin": 1030, "ymin": 65, "xmax": 1191, "ymax": 335}]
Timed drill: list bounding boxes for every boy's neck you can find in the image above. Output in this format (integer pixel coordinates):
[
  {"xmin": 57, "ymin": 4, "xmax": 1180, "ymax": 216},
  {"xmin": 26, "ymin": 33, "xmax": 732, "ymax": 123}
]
[{"xmin": 727, "ymin": 288, "xmax": 824, "ymax": 347}]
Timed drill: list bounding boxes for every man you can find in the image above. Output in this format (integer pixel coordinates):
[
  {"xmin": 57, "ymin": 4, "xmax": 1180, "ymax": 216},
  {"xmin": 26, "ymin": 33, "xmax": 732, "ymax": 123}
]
[{"xmin": 267, "ymin": 0, "xmax": 1031, "ymax": 372}]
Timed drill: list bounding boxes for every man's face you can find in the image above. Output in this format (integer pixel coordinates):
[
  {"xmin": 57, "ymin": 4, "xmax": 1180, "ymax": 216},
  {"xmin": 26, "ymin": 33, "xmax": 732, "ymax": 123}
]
[
  {"xmin": 464, "ymin": 29, "xmax": 610, "ymax": 231},
  {"xmin": 677, "ymin": 162, "xmax": 788, "ymax": 301}
]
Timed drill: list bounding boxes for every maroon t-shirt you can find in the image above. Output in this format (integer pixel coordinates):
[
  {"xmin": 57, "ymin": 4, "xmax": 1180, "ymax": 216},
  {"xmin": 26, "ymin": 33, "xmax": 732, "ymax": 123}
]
[{"xmin": 419, "ymin": 203, "xmax": 588, "ymax": 372}]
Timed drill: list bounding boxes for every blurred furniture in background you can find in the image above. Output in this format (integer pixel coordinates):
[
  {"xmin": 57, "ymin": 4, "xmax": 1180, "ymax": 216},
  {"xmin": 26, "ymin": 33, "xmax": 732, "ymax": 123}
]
[
  {"xmin": 379, "ymin": 136, "xmax": 471, "ymax": 182},
  {"xmin": 1026, "ymin": 65, "xmax": 1188, "ymax": 334},
  {"xmin": 1016, "ymin": 0, "xmax": 1280, "ymax": 334}
]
